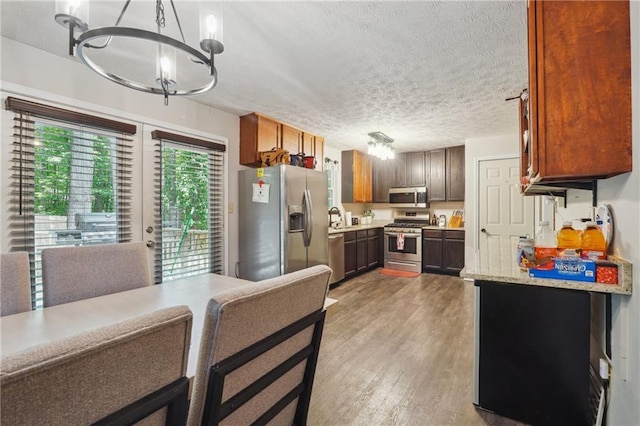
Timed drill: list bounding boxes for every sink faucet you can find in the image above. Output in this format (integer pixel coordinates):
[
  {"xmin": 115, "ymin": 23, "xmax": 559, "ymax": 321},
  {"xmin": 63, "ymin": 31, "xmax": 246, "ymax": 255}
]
[{"xmin": 328, "ymin": 207, "xmax": 341, "ymax": 226}]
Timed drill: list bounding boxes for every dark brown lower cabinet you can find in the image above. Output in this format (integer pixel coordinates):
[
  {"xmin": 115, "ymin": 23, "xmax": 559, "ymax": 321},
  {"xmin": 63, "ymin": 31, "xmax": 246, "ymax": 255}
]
[
  {"xmin": 443, "ymin": 230, "xmax": 465, "ymax": 273},
  {"xmin": 423, "ymin": 229, "xmax": 464, "ymax": 275},
  {"xmin": 356, "ymin": 231, "xmax": 368, "ymax": 272},
  {"xmin": 422, "ymin": 230, "xmax": 444, "ymax": 271},
  {"xmin": 366, "ymin": 229, "xmax": 380, "ymax": 268},
  {"xmin": 343, "ymin": 228, "xmax": 381, "ymax": 280},
  {"xmin": 344, "ymin": 232, "xmax": 357, "ymax": 278}
]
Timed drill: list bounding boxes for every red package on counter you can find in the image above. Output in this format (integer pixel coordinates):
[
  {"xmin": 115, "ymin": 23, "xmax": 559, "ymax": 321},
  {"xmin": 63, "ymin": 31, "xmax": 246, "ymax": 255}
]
[{"xmin": 596, "ymin": 261, "xmax": 618, "ymax": 284}]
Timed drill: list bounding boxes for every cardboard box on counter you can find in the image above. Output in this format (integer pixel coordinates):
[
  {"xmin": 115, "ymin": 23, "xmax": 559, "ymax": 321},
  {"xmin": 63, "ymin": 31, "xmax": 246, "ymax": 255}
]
[
  {"xmin": 595, "ymin": 261, "xmax": 619, "ymax": 284},
  {"xmin": 529, "ymin": 258, "xmax": 596, "ymax": 282}
]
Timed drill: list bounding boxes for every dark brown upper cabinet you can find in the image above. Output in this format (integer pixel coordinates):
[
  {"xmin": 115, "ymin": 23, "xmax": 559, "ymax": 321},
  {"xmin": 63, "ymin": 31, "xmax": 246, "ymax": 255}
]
[
  {"xmin": 391, "ymin": 153, "xmax": 407, "ymax": 188},
  {"xmin": 427, "ymin": 149, "xmax": 446, "ymax": 201},
  {"xmin": 446, "ymin": 146, "xmax": 465, "ymax": 201},
  {"xmin": 406, "ymin": 151, "xmax": 426, "ymax": 187}
]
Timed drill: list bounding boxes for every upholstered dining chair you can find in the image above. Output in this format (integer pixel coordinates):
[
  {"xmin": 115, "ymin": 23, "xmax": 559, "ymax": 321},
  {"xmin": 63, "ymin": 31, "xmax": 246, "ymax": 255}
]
[
  {"xmin": 41, "ymin": 241, "xmax": 152, "ymax": 307},
  {"xmin": 0, "ymin": 305, "xmax": 192, "ymax": 426},
  {"xmin": 187, "ymin": 264, "xmax": 332, "ymax": 426},
  {"xmin": 1, "ymin": 252, "xmax": 32, "ymax": 316}
]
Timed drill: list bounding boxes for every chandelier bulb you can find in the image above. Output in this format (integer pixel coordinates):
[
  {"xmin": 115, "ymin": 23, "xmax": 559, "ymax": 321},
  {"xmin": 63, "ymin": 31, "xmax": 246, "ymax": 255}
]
[{"xmin": 205, "ymin": 15, "xmax": 218, "ymax": 38}]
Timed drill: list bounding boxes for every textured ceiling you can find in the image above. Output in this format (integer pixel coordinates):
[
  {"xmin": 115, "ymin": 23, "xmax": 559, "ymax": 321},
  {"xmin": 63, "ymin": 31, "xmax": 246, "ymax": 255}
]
[{"xmin": 0, "ymin": 1, "xmax": 528, "ymax": 153}]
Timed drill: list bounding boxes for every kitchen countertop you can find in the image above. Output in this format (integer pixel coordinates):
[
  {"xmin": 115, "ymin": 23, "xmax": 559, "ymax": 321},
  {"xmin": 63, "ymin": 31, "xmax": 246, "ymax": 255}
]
[
  {"xmin": 461, "ymin": 255, "xmax": 632, "ymax": 295},
  {"xmin": 421, "ymin": 226, "xmax": 465, "ymax": 231},
  {"xmin": 328, "ymin": 222, "xmax": 465, "ymax": 235},
  {"xmin": 328, "ymin": 221, "xmax": 389, "ymax": 234}
]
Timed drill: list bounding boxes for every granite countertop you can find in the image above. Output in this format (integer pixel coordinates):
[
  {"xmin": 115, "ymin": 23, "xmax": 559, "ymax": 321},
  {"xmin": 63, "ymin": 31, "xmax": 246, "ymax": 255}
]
[
  {"xmin": 328, "ymin": 221, "xmax": 389, "ymax": 234},
  {"xmin": 328, "ymin": 223, "xmax": 466, "ymax": 234},
  {"xmin": 421, "ymin": 226, "xmax": 465, "ymax": 231},
  {"xmin": 461, "ymin": 255, "xmax": 632, "ymax": 295}
]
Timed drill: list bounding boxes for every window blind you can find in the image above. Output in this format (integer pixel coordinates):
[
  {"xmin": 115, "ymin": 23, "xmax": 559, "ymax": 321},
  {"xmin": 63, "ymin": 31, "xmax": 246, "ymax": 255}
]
[
  {"xmin": 151, "ymin": 130, "xmax": 225, "ymax": 283},
  {"xmin": 6, "ymin": 97, "xmax": 135, "ymax": 308}
]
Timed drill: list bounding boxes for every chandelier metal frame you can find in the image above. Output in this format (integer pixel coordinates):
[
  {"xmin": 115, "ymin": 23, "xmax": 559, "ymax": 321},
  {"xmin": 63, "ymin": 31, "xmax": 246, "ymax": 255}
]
[{"xmin": 55, "ymin": 0, "xmax": 224, "ymax": 104}]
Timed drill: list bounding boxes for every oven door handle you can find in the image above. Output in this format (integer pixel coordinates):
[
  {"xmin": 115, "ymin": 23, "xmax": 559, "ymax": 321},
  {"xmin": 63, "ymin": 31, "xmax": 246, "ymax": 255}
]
[{"xmin": 384, "ymin": 232, "xmax": 420, "ymax": 238}]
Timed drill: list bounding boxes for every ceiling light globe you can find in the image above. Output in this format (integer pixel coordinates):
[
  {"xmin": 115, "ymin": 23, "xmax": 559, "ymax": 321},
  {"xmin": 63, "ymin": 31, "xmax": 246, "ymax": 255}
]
[
  {"xmin": 55, "ymin": 0, "xmax": 89, "ymax": 31},
  {"xmin": 199, "ymin": 2, "xmax": 224, "ymax": 52},
  {"xmin": 205, "ymin": 15, "xmax": 217, "ymax": 38}
]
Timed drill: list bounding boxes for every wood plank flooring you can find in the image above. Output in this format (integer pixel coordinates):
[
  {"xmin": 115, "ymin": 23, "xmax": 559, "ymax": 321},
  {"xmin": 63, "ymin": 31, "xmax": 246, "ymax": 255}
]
[{"xmin": 308, "ymin": 269, "xmax": 527, "ymax": 426}]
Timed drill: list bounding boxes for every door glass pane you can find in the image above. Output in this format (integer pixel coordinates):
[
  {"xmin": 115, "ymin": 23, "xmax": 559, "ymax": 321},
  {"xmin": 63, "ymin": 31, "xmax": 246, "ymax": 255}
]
[
  {"xmin": 161, "ymin": 144, "xmax": 211, "ymax": 280},
  {"xmin": 33, "ymin": 121, "xmax": 118, "ymax": 308}
]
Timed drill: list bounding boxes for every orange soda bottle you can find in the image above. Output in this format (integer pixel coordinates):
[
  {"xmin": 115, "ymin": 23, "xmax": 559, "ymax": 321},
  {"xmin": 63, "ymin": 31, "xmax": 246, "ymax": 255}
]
[
  {"xmin": 556, "ymin": 221, "xmax": 581, "ymax": 258},
  {"xmin": 581, "ymin": 222, "xmax": 607, "ymax": 260}
]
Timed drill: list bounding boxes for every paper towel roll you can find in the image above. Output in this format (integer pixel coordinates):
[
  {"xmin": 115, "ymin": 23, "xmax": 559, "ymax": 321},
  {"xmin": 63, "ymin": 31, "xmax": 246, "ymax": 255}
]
[{"xmin": 345, "ymin": 212, "xmax": 352, "ymax": 226}]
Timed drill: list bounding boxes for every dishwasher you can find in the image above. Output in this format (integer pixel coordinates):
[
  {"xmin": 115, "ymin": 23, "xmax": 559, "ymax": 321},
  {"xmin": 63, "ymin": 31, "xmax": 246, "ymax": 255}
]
[{"xmin": 328, "ymin": 233, "xmax": 345, "ymax": 284}]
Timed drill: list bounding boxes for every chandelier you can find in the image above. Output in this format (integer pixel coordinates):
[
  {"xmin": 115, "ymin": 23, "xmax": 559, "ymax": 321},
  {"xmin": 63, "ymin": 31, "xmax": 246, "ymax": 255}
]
[
  {"xmin": 367, "ymin": 131, "xmax": 395, "ymax": 160},
  {"xmin": 55, "ymin": 0, "xmax": 224, "ymax": 105}
]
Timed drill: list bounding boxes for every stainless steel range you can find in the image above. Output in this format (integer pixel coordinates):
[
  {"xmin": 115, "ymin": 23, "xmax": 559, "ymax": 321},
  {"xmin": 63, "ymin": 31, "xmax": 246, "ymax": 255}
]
[{"xmin": 384, "ymin": 212, "xmax": 430, "ymax": 273}]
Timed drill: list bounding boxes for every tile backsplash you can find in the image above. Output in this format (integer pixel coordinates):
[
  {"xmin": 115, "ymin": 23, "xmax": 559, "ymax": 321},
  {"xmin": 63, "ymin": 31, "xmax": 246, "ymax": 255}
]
[{"xmin": 342, "ymin": 201, "xmax": 465, "ymax": 225}]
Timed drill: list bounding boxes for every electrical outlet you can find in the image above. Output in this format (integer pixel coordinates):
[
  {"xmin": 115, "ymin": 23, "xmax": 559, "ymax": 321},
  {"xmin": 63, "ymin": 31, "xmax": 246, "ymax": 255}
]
[{"xmin": 228, "ymin": 202, "xmax": 234, "ymax": 213}]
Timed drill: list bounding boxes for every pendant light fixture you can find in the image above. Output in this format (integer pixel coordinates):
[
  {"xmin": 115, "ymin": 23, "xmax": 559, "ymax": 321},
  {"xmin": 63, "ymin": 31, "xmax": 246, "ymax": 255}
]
[
  {"xmin": 55, "ymin": 0, "xmax": 224, "ymax": 105},
  {"xmin": 367, "ymin": 131, "xmax": 395, "ymax": 160}
]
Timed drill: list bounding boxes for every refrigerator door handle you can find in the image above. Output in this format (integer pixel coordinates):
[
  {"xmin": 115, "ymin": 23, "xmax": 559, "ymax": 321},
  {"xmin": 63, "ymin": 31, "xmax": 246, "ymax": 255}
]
[{"xmin": 302, "ymin": 189, "xmax": 313, "ymax": 247}]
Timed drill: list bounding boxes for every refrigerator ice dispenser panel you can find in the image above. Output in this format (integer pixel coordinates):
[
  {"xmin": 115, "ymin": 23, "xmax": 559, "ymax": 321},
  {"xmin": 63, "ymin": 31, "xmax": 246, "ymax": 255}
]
[{"xmin": 289, "ymin": 205, "xmax": 304, "ymax": 232}]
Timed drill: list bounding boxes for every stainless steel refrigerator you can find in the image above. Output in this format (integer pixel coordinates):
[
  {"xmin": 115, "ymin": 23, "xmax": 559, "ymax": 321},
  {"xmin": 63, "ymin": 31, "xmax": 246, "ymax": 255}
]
[{"xmin": 238, "ymin": 165, "xmax": 328, "ymax": 281}]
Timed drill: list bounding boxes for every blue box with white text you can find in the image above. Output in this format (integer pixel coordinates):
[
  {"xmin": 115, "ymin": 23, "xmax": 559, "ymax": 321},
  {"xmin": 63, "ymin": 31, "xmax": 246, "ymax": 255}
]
[{"xmin": 529, "ymin": 258, "xmax": 596, "ymax": 282}]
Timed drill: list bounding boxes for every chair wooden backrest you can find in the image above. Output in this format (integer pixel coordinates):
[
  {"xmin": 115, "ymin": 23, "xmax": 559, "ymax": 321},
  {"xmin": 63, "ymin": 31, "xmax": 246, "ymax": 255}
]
[
  {"xmin": 187, "ymin": 264, "xmax": 332, "ymax": 426},
  {"xmin": 0, "ymin": 305, "xmax": 192, "ymax": 426},
  {"xmin": 41, "ymin": 242, "xmax": 152, "ymax": 307},
  {"xmin": 1, "ymin": 252, "xmax": 32, "ymax": 316}
]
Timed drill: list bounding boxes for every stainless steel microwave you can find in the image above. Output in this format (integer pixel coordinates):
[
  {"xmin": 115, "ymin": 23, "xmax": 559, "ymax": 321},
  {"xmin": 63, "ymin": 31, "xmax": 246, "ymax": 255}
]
[{"xmin": 388, "ymin": 187, "xmax": 428, "ymax": 208}]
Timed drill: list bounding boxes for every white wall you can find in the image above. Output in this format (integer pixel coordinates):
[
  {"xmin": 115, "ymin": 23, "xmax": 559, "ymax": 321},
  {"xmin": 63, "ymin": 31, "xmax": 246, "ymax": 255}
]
[
  {"xmin": 607, "ymin": 1, "xmax": 640, "ymax": 422},
  {"xmin": 0, "ymin": 37, "xmax": 243, "ymax": 276}
]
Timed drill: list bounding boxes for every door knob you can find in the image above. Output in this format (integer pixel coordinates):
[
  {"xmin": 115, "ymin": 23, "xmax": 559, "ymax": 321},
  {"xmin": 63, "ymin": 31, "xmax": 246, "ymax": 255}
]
[
  {"xmin": 481, "ymin": 228, "xmax": 488, "ymax": 234},
  {"xmin": 146, "ymin": 240, "xmax": 156, "ymax": 248}
]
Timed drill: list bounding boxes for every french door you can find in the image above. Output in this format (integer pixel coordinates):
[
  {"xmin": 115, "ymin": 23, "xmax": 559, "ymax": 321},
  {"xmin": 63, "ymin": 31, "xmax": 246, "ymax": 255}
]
[{"xmin": 142, "ymin": 127, "xmax": 225, "ymax": 283}]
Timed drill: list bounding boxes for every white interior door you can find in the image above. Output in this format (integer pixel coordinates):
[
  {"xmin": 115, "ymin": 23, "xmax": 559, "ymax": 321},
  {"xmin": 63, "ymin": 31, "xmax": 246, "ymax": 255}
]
[{"xmin": 478, "ymin": 157, "xmax": 534, "ymax": 274}]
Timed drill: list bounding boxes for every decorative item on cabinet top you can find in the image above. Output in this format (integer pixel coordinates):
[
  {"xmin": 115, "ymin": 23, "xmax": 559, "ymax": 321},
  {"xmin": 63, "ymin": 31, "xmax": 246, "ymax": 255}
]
[
  {"xmin": 259, "ymin": 148, "xmax": 290, "ymax": 167},
  {"xmin": 259, "ymin": 149, "xmax": 317, "ymax": 169},
  {"xmin": 240, "ymin": 112, "xmax": 324, "ymax": 170}
]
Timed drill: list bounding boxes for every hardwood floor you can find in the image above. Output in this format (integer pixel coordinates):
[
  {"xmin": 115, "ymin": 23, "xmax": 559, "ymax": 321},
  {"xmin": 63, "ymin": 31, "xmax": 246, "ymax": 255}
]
[{"xmin": 308, "ymin": 269, "xmax": 527, "ymax": 426}]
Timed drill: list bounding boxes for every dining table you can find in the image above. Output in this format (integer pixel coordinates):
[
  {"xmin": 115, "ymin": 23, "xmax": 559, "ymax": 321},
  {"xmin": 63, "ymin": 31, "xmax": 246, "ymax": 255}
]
[{"xmin": 0, "ymin": 273, "xmax": 255, "ymax": 378}]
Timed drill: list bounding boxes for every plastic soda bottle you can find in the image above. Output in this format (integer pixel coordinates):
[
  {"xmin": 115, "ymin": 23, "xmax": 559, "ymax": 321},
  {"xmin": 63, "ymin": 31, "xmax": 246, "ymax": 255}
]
[
  {"xmin": 534, "ymin": 221, "xmax": 557, "ymax": 270},
  {"xmin": 556, "ymin": 221, "xmax": 581, "ymax": 258},
  {"xmin": 581, "ymin": 222, "xmax": 607, "ymax": 260}
]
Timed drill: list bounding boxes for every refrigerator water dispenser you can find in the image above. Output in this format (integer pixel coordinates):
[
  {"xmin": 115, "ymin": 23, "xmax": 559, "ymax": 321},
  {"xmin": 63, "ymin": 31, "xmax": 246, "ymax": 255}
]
[{"xmin": 289, "ymin": 205, "xmax": 304, "ymax": 232}]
